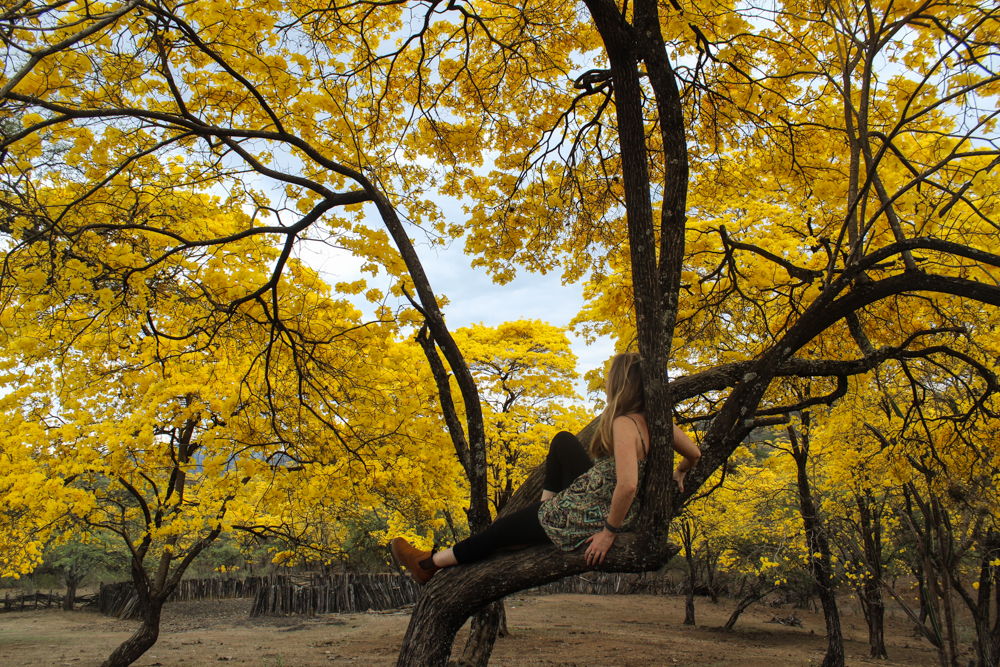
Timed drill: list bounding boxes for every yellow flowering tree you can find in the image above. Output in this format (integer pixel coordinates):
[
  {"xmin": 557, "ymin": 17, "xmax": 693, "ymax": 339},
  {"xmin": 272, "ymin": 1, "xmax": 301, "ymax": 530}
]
[
  {"xmin": 874, "ymin": 359, "xmax": 1000, "ymax": 667},
  {"xmin": 0, "ymin": 177, "xmax": 445, "ymax": 666},
  {"xmin": 683, "ymin": 445, "xmax": 807, "ymax": 631},
  {"xmin": 454, "ymin": 320, "xmax": 590, "ymax": 514},
  {"xmin": 814, "ymin": 392, "xmax": 907, "ymax": 660},
  {"xmin": 0, "ymin": 439, "xmax": 87, "ymax": 578}
]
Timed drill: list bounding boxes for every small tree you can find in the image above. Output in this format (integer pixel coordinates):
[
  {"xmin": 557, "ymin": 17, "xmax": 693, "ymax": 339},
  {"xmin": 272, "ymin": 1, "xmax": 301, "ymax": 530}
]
[
  {"xmin": 685, "ymin": 445, "xmax": 803, "ymax": 631},
  {"xmin": 45, "ymin": 533, "xmax": 125, "ymax": 610}
]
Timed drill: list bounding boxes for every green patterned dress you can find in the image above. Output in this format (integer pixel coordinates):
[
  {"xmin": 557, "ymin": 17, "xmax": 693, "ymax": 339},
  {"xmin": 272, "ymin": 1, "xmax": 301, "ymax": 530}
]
[{"xmin": 537, "ymin": 455, "xmax": 647, "ymax": 550}]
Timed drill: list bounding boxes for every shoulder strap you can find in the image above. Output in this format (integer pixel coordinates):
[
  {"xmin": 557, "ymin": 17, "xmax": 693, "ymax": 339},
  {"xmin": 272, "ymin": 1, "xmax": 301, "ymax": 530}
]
[{"xmin": 624, "ymin": 415, "xmax": 647, "ymax": 457}]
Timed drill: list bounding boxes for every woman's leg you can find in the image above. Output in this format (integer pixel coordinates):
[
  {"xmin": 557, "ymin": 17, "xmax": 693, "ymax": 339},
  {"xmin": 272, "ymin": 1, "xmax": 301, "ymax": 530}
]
[
  {"xmin": 395, "ymin": 503, "xmax": 551, "ymax": 583},
  {"xmin": 448, "ymin": 502, "xmax": 550, "ymax": 565},
  {"xmin": 430, "ymin": 547, "xmax": 458, "ymax": 568},
  {"xmin": 396, "ymin": 436, "xmax": 588, "ymax": 582},
  {"xmin": 542, "ymin": 431, "xmax": 593, "ymax": 498}
]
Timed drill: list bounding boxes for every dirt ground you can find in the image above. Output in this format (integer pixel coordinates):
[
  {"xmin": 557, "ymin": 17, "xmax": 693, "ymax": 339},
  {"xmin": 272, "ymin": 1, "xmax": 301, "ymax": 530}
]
[{"xmin": 0, "ymin": 592, "xmax": 950, "ymax": 667}]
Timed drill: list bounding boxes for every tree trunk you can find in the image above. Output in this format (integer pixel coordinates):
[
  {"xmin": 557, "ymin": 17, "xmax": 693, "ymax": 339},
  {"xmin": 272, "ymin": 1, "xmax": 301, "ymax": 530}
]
[
  {"xmin": 398, "ymin": 0, "xmax": 696, "ymax": 658},
  {"xmin": 914, "ymin": 567, "xmax": 931, "ymax": 623},
  {"xmin": 680, "ymin": 520, "xmax": 696, "ymax": 625},
  {"xmin": 957, "ymin": 530, "xmax": 1000, "ymax": 667},
  {"xmin": 815, "ymin": 580, "xmax": 846, "ymax": 667},
  {"xmin": 788, "ymin": 419, "xmax": 845, "ymax": 667},
  {"xmin": 497, "ymin": 602, "xmax": 508, "ymax": 637},
  {"xmin": 977, "ymin": 642, "xmax": 1000, "ymax": 667},
  {"xmin": 723, "ymin": 586, "xmax": 776, "ymax": 631},
  {"xmin": 972, "ymin": 612, "xmax": 1000, "ymax": 667},
  {"xmin": 706, "ymin": 547, "xmax": 719, "ymax": 604},
  {"xmin": 97, "ymin": 437, "xmax": 218, "ymax": 667},
  {"xmin": 856, "ymin": 493, "xmax": 887, "ymax": 659},
  {"xmin": 684, "ymin": 588, "xmax": 696, "ymax": 626},
  {"xmin": 458, "ymin": 601, "xmax": 504, "ymax": 667},
  {"xmin": 904, "ymin": 482, "xmax": 950, "ymax": 667},
  {"xmin": 923, "ymin": 563, "xmax": 950, "ymax": 667},
  {"xmin": 99, "ymin": 599, "xmax": 163, "ymax": 667},
  {"xmin": 861, "ymin": 576, "xmax": 887, "ymax": 659},
  {"xmin": 453, "ymin": 420, "xmax": 598, "ymax": 664},
  {"xmin": 63, "ymin": 577, "xmax": 79, "ymax": 612},
  {"xmin": 929, "ymin": 497, "xmax": 961, "ymax": 667},
  {"xmin": 940, "ymin": 572, "xmax": 961, "ymax": 667},
  {"xmin": 396, "ymin": 537, "xmax": 676, "ymax": 667}
]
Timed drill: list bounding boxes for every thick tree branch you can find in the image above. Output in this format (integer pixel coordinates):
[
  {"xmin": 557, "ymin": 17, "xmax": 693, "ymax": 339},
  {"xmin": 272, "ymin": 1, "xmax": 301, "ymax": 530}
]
[{"xmin": 414, "ymin": 323, "xmax": 473, "ymax": 478}]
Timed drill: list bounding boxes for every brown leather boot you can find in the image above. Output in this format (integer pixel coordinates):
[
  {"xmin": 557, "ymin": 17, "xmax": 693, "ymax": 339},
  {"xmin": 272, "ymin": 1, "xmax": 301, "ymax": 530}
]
[{"xmin": 390, "ymin": 537, "xmax": 440, "ymax": 585}]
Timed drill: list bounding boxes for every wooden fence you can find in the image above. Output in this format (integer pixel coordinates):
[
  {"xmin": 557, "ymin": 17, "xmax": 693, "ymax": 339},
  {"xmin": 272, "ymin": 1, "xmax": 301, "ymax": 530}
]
[
  {"xmin": 246, "ymin": 571, "xmax": 682, "ymax": 618},
  {"xmin": 26, "ymin": 571, "xmax": 683, "ymax": 620},
  {"xmin": 249, "ymin": 573, "xmax": 419, "ymax": 617},
  {"xmin": 1, "ymin": 590, "xmax": 96, "ymax": 612},
  {"xmin": 97, "ymin": 573, "xmax": 419, "ymax": 619},
  {"xmin": 99, "ymin": 576, "xmax": 268, "ymax": 619},
  {"xmin": 169, "ymin": 576, "xmax": 263, "ymax": 602}
]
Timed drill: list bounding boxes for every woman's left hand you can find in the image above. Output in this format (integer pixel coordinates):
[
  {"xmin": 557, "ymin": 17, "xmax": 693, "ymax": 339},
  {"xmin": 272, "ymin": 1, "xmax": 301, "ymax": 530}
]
[{"xmin": 584, "ymin": 529, "xmax": 616, "ymax": 566}]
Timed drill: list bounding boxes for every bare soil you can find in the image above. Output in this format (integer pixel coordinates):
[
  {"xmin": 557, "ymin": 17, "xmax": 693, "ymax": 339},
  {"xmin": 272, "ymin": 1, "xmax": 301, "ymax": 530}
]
[{"xmin": 0, "ymin": 593, "xmax": 948, "ymax": 666}]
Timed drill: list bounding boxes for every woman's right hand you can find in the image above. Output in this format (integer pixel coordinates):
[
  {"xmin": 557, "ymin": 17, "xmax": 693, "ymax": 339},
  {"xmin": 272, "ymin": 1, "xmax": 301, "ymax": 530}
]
[{"xmin": 672, "ymin": 468, "xmax": 687, "ymax": 493}]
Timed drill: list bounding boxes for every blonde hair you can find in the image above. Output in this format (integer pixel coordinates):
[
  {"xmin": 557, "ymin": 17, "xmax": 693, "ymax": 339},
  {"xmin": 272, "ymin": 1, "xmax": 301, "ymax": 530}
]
[{"xmin": 591, "ymin": 352, "xmax": 645, "ymax": 459}]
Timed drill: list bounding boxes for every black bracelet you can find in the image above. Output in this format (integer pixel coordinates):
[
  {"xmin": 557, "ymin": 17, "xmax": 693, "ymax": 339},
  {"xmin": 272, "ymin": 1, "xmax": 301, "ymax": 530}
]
[{"xmin": 604, "ymin": 520, "xmax": 620, "ymax": 533}]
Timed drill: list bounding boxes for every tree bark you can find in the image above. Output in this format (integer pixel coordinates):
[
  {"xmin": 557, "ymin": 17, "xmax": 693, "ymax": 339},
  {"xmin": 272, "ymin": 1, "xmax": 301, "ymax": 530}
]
[
  {"xmin": 449, "ymin": 420, "xmax": 598, "ymax": 665},
  {"xmin": 902, "ymin": 480, "xmax": 956, "ymax": 667},
  {"xmin": 723, "ymin": 586, "xmax": 777, "ymax": 631},
  {"xmin": 99, "ymin": 600, "xmax": 163, "ymax": 667},
  {"xmin": 930, "ymin": 497, "xmax": 961, "ymax": 667},
  {"xmin": 390, "ymin": 0, "xmax": 1000, "ymax": 658},
  {"xmin": 373, "ymin": 193, "xmax": 491, "ymax": 533},
  {"xmin": 860, "ymin": 575, "xmax": 886, "ymax": 659},
  {"xmin": 952, "ymin": 530, "xmax": 1000, "ymax": 667},
  {"xmin": 99, "ymin": 420, "xmax": 222, "ymax": 667},
  {"xmin": 63, "ymin": 575, "xmax": 79, "ymax": 612},
  {"xmin": 705, "ymin": 546, "xmax": 720, "ymax": 604},
  {"xmin": 458, "ymin": 602, "xmax": 504, "ymax": 667},
  {"xmin": 396, "ymin": 537, "xmax": 678, "ymax": 667},
  {"xmin": 681, "ymin": 521, "xmax": 696, "ymax": 625},
  {"xmin": 789, "ymin": 419, "xmax": 845, "ymax": 667},
  {"xmin": 856, "ymin": 493, "xmax": 887, "ymax": 658},
  {"xmin": 580, "ymin": 0, "xmax": 690, "ymax": 535},
  {"xmin": 924, "ymin": 559, "xmax": 951, "ymax": 667},
  {"xmin": 684, "ymin": 579, "xmax": 696, "ymax": 626}
]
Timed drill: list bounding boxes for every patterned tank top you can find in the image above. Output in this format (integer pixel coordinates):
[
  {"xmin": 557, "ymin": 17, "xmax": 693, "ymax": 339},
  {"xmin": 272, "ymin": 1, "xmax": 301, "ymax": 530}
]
[{"xmin": 537, "ymin": 419, "xmax": 647, "ymax": 551}]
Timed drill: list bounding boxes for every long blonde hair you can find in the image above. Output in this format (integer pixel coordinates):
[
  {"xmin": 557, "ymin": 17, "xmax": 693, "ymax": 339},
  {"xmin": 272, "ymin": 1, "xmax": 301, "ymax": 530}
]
[{"xmin": 591, "ymin": 352, "xmax": 645, "ymax": 459}]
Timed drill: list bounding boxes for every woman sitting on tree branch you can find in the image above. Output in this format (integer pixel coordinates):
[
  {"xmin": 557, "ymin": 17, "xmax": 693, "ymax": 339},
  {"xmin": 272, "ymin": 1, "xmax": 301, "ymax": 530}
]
[{"xmin": 392, "ymin": 352, "xmax": 701, "ymax": 583}]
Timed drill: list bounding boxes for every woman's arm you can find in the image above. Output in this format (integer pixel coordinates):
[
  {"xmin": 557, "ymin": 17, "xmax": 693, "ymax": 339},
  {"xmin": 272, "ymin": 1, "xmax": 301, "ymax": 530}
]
[
  {"xmin": 672, "ymin": 424, "xmax": 701, "ymax": 492},
  {"xmin": 585, "ymin": 417, "xmax": 639, "ymax": 566}
]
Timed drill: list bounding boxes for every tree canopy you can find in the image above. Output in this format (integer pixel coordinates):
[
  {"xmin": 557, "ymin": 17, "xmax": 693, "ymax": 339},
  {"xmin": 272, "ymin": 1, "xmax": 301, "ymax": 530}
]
[{"xmin": 2, "ymin": 0, "xmax": 1000, "ymax": 665}]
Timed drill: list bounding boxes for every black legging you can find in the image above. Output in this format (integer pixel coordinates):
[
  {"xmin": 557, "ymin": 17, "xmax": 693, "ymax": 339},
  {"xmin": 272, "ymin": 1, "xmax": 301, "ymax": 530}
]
[
  {"xmin": 452, "ymin": 431, "xmax": 593, "ymax": 564},
  {"xmin": 543, "ymin": 430, "xmax": 594, "ymax": 492}
]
